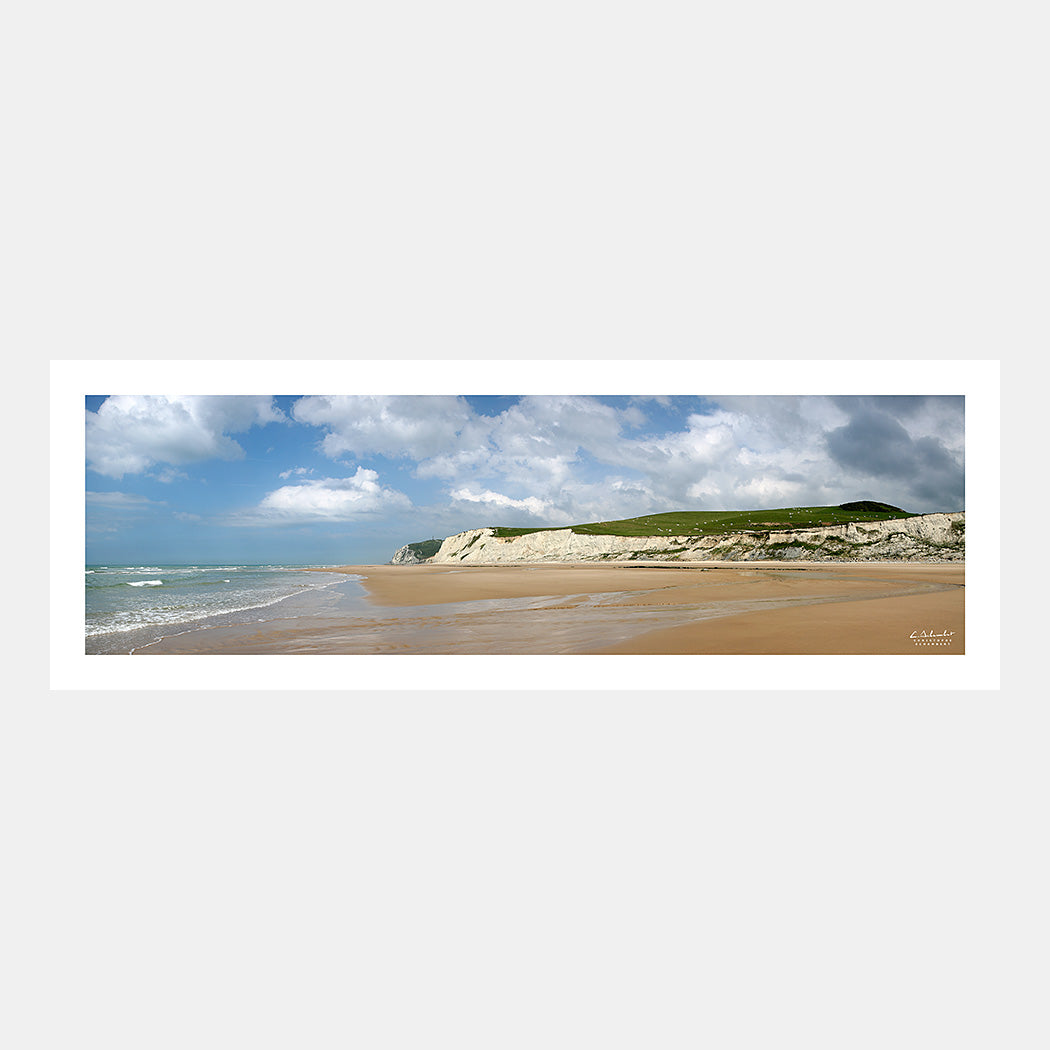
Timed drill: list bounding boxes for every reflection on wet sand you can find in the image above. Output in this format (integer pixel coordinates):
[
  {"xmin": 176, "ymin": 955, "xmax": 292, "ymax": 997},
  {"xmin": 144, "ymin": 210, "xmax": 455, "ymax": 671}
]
[{"xmin": 135, "ymin": 562, "xmax": 964, "ymax": 655}]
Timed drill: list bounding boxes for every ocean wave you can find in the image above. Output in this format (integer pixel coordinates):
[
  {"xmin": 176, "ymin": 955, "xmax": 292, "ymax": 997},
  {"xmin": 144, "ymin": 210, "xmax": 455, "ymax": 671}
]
[
  {"xmin": 127, "ymin": 580, "xmax": 163, "ymax": 587},
  {"xmin": 86, "ymin": 579, "xmax": 343, "ymax": 636}
]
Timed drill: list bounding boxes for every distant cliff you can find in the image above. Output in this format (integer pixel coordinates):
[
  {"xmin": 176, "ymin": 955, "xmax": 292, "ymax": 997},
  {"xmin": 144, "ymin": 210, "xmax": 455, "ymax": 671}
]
[
  {"xmin": 389, "ymin": 539, "xmax": 443, "ymax": 565},
  {"xmin": 422, "ymin": 513, "xmax": 964, "ymax": 564}
]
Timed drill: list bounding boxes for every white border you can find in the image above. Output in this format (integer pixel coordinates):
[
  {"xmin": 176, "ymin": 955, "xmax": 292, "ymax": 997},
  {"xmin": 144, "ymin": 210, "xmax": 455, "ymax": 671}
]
[{"xmin": 53, "ymin": 359, "xmax": 999, "ymax": 690}]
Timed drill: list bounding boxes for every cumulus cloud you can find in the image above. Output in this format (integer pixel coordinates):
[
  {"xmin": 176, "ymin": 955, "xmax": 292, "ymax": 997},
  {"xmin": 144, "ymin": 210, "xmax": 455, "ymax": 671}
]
[
  {"xmin": 293, "ymin": 395, "xmax": 482, "ymax": 461},
  {"xmin": 234, "ymin": 467, "xmax": 412, "ymax": 524},
  {"xmin": 490, "ymin": 396, "xmax": 629, "ymax": 459},
  {"xmin": 294, "ymin": 393, "xmax": 650, "ymax": 513},
  {"xmin": 85, "ymin": 393, "xmax": 966, "ymax": 566},
  {"xmin": 593, "ymin": 411, "xmax": 739, "ymax": 504},
  {"xmin": 826, "ymin": 411, "xmax": 919, "ymax": 477},
  {"xmin": 86, "ymin": 395, "xmax": 285, "ymax": 478},
  {"xmin": 825, "ymin": 408, "xmax": 964, "ymax": 510},
  {"xmin": 286, "ymin": 393, "xmax": 965, "ymax": 523},
  {"xmin": 450, "ymin": 488, "xmax": 553, "ymax": 518}
]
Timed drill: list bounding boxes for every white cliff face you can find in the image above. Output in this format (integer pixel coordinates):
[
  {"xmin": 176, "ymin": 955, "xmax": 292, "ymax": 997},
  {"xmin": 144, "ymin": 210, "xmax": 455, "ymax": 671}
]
[
  {"xmin": 389, "ymin": 544, "xmax": 424, "ymax": 565},
  {"xmin": 426, "ymin": 514, "xmax": 964, "ymax": 564}
]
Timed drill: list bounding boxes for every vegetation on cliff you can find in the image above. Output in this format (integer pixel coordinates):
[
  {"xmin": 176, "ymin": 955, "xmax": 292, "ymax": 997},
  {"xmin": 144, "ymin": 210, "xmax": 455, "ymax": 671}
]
[
  {"xmin": 404, "ymin": 539, "xmax": 442, "ymax": 560},
  {"xmin": 489, "ymin": 502, "xmax": 914, "ymax": 540},
  {"xmin": 395, "ymin": 502, "xmax": 934, "ymax": 562}
]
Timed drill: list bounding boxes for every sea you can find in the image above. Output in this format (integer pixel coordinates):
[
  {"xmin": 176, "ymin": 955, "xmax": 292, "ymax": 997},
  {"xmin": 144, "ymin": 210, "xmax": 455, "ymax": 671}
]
[{"xmin": 84, "ymin": 564, "xmax": 365, "ymax": 654}]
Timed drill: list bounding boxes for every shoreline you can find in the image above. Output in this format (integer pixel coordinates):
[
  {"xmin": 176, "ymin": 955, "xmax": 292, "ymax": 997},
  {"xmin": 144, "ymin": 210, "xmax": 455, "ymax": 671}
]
[{"xmin": 132, "ymin": 561, "xmax": 964, "ymax": 655}]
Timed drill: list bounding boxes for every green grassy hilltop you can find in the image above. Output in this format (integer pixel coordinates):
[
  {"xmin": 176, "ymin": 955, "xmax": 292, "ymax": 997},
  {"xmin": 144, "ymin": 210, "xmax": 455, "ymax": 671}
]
[{"xmin": 491, "ymin": 501, "xmax": 914, "ymax": 539}]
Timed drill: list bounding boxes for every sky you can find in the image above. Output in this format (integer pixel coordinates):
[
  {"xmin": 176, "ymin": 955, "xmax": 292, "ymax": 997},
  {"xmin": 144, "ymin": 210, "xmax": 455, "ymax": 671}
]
[{"xmin": 85, "ymin": 394, "xmax": 965, "ymax": 565}]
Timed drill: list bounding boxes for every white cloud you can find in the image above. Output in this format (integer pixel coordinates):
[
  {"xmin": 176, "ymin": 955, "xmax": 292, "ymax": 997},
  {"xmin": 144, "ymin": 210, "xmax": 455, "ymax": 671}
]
[
  {"xmin": 414, "ymin": 446, "xmax": 496, "ymax": 481},
  {"xmin": 237, "ymin": 467, "xmax": 412, "ymax": 524},
  {"xmin": 489, "ymin": 396, "xmax": 627, "ymax": 461},
  {"xmin": 86, "ymin": 491, "xmax": 166, "ymax": 507},
  {"xmin": 293, "ymin": 395, "xmax": 482, "ymax": 461},
  {"xmin": 86, "ymin": 395, "xmax": 285, "ymax": 478},
  {"xmin": 285, "ymin": 394, "xmax": 964, "ymax": 527},
  {"xmin": 289, "ymin": 394, "xmax": 787, "ymax": 521},
  {"xmin": 292, "ymin": 394, "xmax": 641, "ymax": 492},
  {"xmin": 279, "ymin": 466, "xmax": 315, "ymax": 479},
  {"xmin": 450, "ymin": 488, "xmax": 553, "ymax": 518}
]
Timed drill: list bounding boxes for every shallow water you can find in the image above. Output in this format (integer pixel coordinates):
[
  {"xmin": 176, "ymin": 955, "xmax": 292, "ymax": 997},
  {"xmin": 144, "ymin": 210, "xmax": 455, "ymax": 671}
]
[{"xmin": 85, "ymin": 565, "xmax": 365, "ymax": 654}]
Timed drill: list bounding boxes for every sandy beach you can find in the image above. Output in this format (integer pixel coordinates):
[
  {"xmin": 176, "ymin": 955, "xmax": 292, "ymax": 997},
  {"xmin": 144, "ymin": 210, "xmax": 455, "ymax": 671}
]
[{"xmin": 134, "ymin": 561, "xmax": 964, "ymax": 655}]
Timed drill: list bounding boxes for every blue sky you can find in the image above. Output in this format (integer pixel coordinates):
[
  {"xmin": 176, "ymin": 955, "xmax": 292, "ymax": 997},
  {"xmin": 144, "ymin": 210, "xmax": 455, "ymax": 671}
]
[{"xmin": 85, "ymin": 394, "xmax": 965, "ymax": 565}]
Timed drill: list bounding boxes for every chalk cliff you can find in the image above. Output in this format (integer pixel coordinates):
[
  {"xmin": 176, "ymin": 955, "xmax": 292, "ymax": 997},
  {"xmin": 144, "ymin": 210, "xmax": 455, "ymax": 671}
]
[{"xmin": 423, "ymin": 513, "xmax": 964, "ymax": 564}]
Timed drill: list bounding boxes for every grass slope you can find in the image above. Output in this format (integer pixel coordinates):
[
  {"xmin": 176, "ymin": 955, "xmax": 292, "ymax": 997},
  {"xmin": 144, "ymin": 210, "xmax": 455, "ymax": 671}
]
[{"xmin": 491, "ymin": 503, "xmax": 915, "ymax": 539}]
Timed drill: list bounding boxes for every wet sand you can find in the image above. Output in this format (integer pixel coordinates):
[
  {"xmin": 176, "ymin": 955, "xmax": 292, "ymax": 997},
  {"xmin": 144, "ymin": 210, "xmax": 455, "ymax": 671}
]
[{"xmin": 135, "ymin": 562, "xmax": 964, "ymax": 655}]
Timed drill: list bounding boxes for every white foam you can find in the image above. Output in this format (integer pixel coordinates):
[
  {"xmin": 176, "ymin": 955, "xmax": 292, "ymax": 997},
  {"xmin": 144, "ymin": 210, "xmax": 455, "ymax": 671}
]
[{"xmin": 127, "ymin": 580, "xmax": 163, "ymax": 587}]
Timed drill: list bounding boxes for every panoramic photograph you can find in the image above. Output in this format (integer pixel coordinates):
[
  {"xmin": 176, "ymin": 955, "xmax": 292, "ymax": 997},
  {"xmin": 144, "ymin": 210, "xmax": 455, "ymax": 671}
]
[{"xmin": 85, "ymin": 394, "xmax": 965, "ymax": 656}]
